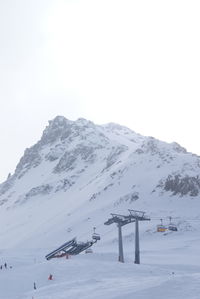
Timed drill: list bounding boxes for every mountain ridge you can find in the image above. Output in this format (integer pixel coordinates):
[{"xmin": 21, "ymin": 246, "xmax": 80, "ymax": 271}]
[{"xmin": 0, "ymin": 116, "xmax": 200, "ymax": 249}]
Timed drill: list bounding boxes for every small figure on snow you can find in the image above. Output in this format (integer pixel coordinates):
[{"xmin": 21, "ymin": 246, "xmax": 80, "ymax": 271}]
[
  {"xmin": 34, "ymin": 282, "xmax": 37, "ymax": 290},
  {"xmin": 4, "ymin": 263, "xmax": 7, "ymax": 269},
  {"xmin": 48, "ymin": 274, "xmax": 53, "ymax": 280}
]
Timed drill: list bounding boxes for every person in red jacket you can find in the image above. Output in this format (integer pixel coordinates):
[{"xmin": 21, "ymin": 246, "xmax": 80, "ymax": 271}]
[{"xmin": 48, "ymin": 274, "xmax": 53, "ymax": 280}]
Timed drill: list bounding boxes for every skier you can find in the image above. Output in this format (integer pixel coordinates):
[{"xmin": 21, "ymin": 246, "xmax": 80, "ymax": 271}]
[
  {"xmin": 48, "ymin": 274, "xmax": 53, "ymax": 280},
  {"xmin": 4, "ymin": 262, "xmax": 7, "ymax": 269},
  {"xmin": 34, "ymin": 282, "xmax": 37, "ymax": 290}
]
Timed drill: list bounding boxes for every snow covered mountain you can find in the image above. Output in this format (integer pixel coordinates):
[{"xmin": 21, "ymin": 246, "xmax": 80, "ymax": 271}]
[
  {"xmin": 0, "ymin": 115, "xmax": 200, "ymax": 249},
  {"xmin": 1, "ymin": 116, "xmax": 200, "ymax": 299}
]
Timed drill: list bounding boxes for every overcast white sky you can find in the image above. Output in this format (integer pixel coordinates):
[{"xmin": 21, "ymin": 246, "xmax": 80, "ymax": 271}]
[{"xmin": 0, "ymin": 0, "xmax": 200, "ymax": 183}]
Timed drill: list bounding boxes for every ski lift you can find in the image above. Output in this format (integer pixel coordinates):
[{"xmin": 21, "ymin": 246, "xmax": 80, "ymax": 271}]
[
  {"xmin": 157, "ymin": 219, "xmax": 167, "ymax": 232},
  {"xmin": 168, "ymin": 224, "xmax": 178, "ymax": 231},
  {"xmin": 92, "ymin": 227, "xmax": 101, "ymax": 241},
  {"xmin": 168, "ymin": 217, "xmax": 178, "ymax": 231},
  {"xmin": 85, "ymin": 248, "xmax": 93, "ymax": 254}
]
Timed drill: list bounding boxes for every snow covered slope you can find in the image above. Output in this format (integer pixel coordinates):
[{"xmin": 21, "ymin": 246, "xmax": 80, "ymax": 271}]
[
  {"xmin": 0, "ymin": 115, "xmax": 200, "ymax": 247},
  {"xmin": 0, "ymin": 116, "xmax": 200, "ymax": 298}
]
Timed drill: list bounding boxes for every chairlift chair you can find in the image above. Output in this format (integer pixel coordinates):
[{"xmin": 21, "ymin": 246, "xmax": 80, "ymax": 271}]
[
  {"xmin": 168, "ymin": 217, "xmax": 178, "ymax": 231},
  {"xmin": 85, "ymin": 248, "xmax": 93, "ymax": 254},
  {"xmin": 157, "ymin": 219, "xmax": 167, "ymax": 232},
  {"xmin": 92, "ymin": 233, "xmax": 101, "ymax": 241},
  {"xmin": 92, "ymin": 227, "xmax": 101, "ymax": 241},
  {"xmin": 157, "ymin": 224, "xmax": 167, "ymax": 232},
  {"xmin": 168, "ymin": 224, "xmax": 178, "ymax": 231}
]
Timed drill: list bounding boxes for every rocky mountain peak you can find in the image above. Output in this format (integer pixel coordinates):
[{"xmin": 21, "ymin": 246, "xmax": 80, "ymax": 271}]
[
  {"xmin": 40, "ymin": 116, "xmax": 73, "ymax": 146},
  {"xmin": 76, "ymin": 118, "xmax": 95, "ymax": 127},
  {"xmin": 1, "ymin": 115, "xmax": 200, "ymax": 210}
]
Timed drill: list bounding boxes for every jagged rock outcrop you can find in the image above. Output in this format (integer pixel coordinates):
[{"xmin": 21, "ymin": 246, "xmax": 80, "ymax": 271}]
[{"xmin": 158, "ymin": 174, "xmax": 200, "ymax": 196}]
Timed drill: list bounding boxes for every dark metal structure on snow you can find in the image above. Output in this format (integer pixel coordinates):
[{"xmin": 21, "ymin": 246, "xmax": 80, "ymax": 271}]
[
  {"xmin": 104, "ymin": 213, "xmax": 135, "ymax": 263},
  {"xmin": 45, "ymin": 231, "xmax": 100, "ymax": 260},
  {"xmin": 128, "ymin": 210, "xmax": 150, "ymax": 264},
  {"xmin": 104, "ymin": 210, "xmax": 150, "ymax": 264}
]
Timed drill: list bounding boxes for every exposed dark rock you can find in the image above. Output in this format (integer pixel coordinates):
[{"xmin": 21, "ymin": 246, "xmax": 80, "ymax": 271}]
[
  {"xmin": 171, "ymin": 142, "xmax": 187, "ymax": 153},
  {"xmin": 106, "ymin": 145, "xmax": 128, "ymax": 169},
  {"xmin": 40, "ymin": 116, "xmax": 72, "ymax": 145},
  {"xmin": 114, "ymin": 192, "xmax": 139, "ymax": 206},
  {"xmin": 15, "ymin": 144, "xmax": 42, "ymax": 178},
  {"xmin": 25, "ymin": 184, "xmax": 53, "ymax": 199},
  {"xmin": 55, "ymin": 179, "xmax": 74, "ymax": 192},
  {"xmin": 53, "ymin": 144, "xmax": 96, "ymax": 173},
  {"xmin": 89, "ymin": 192, "xmax": 101, "ymax": 201},
  {"xmin": 45, "ymin": 145, "xmax": 66, "ymax": 162},
  {"xmin": 135, "ymin": 148, "xmax": 144, "ymax": 154},
  {"xmin": 0, "ymin": 176, "xmax": 15, "ymax": 196},
  {"xmin": 158, "ymin": 174, "xmax": 200, "ymax": 196}
]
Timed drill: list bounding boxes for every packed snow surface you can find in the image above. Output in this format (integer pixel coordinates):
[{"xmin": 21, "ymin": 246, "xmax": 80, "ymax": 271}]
[{"xmin": 1, "ymin": 230, "xmax": 200, "ymax": 299}]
